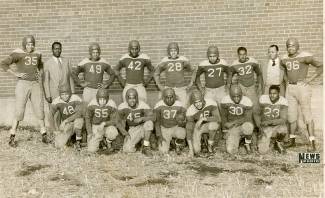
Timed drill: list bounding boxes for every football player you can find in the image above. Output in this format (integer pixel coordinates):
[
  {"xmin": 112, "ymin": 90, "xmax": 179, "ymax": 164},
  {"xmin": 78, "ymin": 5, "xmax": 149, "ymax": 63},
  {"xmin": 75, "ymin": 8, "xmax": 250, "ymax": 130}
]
[
  {"xmin": 0, "ymin": 35, "xmax": 49, "ymax": 147},
  {"xmin": 154, "ymin": 42, "xmax": 196, "ymax": 107},
  {"xmin": 115, "ymin": 40, "xmax": 155, "ymax": 102},
  {"xmin": 118, "ymin": 88, "xmax": 154, "ymax": 156},
  {"xmin": 220, "ymin": 85, "xmax": 254, "ymax": 154},
  {"xmin": 186, "ymin": 90, "xmax": 221, "ymax": 156},
  {"xmin": 85, "ymin": 88, "xmax": 127, "ymax": 153},
  {"xmin": 71, "ymin": 43, "xmax": 116, "ymax": 104},
  {"xmin": 50, "ymin": 85, "xmax": 84, "ymax": 150},
  {"xmin": 257, "ymin": 85, "xmax": 288, "ymax": 154},
  {"xmin": 230, "ymin": 47, "xmax": 263, "ymax": 125},
  {"xmin": 281, "ymin": 38, "xmax": 323, "ymax": 151},
  {"xmin": 154, "ymin": 88, "xmax": 187, "ymax": 154},
  {"xmin": 195, "ymin": 45, "xmax": 231, "ymax": 103}
]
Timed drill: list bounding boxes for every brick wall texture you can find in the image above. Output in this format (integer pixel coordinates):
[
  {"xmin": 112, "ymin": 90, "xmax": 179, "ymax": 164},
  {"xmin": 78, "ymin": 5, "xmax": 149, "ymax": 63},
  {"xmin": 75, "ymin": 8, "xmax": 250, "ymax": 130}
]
[{"xmin": 0, "ymin": 0, "xmax": 322, "ymax": 97}]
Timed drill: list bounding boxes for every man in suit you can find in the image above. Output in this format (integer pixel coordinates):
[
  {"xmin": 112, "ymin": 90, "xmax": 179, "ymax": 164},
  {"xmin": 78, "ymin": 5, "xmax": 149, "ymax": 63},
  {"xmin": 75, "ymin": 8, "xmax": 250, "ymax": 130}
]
[
  {"xmin": 44, "ymin": 41, "xmax": 75, "ymax": 129},
  {"xmin": 261, "ymin": 45, "xmax": 285, "ymax": 96}
]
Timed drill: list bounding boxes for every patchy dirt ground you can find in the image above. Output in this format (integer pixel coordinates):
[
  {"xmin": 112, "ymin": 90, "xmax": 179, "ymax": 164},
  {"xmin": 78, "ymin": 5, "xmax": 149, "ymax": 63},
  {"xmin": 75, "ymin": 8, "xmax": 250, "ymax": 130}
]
[{"xmin": 0, "ymin": 126, "xmax": 322, "ymax": 198}]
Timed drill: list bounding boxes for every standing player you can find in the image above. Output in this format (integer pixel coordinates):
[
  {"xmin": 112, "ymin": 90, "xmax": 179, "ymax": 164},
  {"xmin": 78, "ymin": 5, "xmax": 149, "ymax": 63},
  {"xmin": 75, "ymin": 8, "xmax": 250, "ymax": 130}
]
[
  {"xmin": 154, "ymin": 88, "xmax": 187, "ymax": 154},
  {"xmin": 71, "ymin": 43, "xmax": 116, "ymax": 103},
  {"xmin": 230, "ymin": 47, "xmax": 263, "ymax": 124},
  {"xmin": 115, "ymin": 40, "xmax": 155, "ymax": 102},
  {"xmin": 257, "ymin": 85, "xmax": 288, "ymax": 154},
  {"xmin": 85, "ymin": 88, "xmax": 127, "ymax": 153},
  {"xmin": 50, "ymin": 85, "xmax": 84, "ymax": 150},
  {"xmin": 220, "ymin": 85, "xmax": 254, "ymax": 154},
  {"xmin": 186, "ymin": 90, "xmax": 221, "ymax": 156},
  {"xmin": 195, "ymin": 45, "xmax": 231, "ymax": 103},
  {"xmin": 118, "ymin": 88, "xmax": 154, "ymax": 156},
  {"xmin": 281, "ymin": 38, "xmax": 323, "ymax": 151},
  {"xmin": 0, "ymin": 35, "xmax": 49, "ymax": 147},
  {"xmin": 154, "ymin": 42, "xmax": 196, "ymax": 107}
]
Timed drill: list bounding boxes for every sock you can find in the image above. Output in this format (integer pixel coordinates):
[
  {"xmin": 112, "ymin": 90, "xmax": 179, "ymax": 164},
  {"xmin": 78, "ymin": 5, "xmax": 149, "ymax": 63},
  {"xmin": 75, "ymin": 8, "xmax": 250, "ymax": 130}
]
[
  {"xmin": 208, "ymin": 140, "xmax": 214, "ymax": 145},
  {"xmin": 289, "ymin": 134, "xmax": 296, "ymax": 139},
  {"xmin": 245, "ymin": 138, "xmax": 252, "ymax": 144},
  {"xmin": 9, "ymin": 129, "xmax": 16, "ymax": 135},
  {"xmin": 143, "ymin": 140, "xmax": 150, "ymax": 147},
  {"xmin": 309, "ymin": 136, "xmax": 315, "ymax": 141},
  {"xmin": 40, "ymin": 127, "xmax": 47, "ymax": 135}
]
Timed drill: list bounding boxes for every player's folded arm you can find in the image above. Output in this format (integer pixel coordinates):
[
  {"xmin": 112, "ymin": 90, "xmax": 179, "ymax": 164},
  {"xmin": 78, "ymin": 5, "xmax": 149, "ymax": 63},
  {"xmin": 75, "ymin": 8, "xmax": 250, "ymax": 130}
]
[
  {"xmin": 144, "ymin": 60, "xmax": 155, "ymax": 86},
  {"xmin": 153, "ymin": 109, "xmax": 162, "ymax": 138},
  {"xmin": 195, "ymin": 67, "xmax": 204, "ymax": 91},
  {"xmin": 219, "ymin": 104, "xmax": 229, "ymax": 128},
  {"xmin": 85, "ymin": 107, "xmax": 94, "ymax": 134},
  {"xmin": 71, "ymin": 66, "xmax": 84, "ymax": 85},
  {"xmin": 103, "ymin": 65, "xmax": 116, "ymax": 87},
  {"xmin": 185, "ymin": 116, "xmax": 195, "ymax": 140},
  {"xmin": 269, "ymin": 106, "xmax": 288, "ymax": 126},
  {"xmin": 206, "ymin": 107, "xmax": 221, "ymax": 123},
  {"xmin": 49, "ymin": 104, "xmax": 60, "ymax": 130}
]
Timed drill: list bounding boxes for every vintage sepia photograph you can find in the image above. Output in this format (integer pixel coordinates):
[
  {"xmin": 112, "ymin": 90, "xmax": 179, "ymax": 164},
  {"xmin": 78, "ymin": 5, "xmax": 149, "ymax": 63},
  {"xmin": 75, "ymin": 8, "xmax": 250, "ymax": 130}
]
[{"xmin": 0, "ymin": 0, "xmax": 323, "ymax": 197}]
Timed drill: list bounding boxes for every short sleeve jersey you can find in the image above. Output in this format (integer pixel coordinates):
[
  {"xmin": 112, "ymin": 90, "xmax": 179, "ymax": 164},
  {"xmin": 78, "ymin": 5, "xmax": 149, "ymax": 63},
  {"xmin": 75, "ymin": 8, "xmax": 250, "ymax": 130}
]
[
  {"xmin": 186, "ymin": 99, "xmax": 219, "ymax": 122},
  {"xmin": 281, "ymin": 51, "xmax": 320, "ymax": 83},
  {"xmin": 116, "ymin": 53, "xmax": 152, "ymax": 84},
  {"xmin": 220, "ymin": 95, "xmax": 253, "ymax": 122},
  {"xmin": 87, "ymin": 99, "xmax": 117, "ymax": 125},
  {"xmin": 231, "ymin": 57, "xmax": 259, "ymax": 87},
  {"xmin": 157, "ymin": 56, "xmax": 191, "ymax": 87},
  {"xmin": 52, "ymin": 95, "xmax": 82, "ymax": 121},
  {"xmin": 118, "ymin": 101, "xmax": 151, "ymax": 127},
  {"xmin": 75, "ymin": 58, "xmax": 113, "ymax": 88},
  {"xmin": 197, "ymin": 59, "xmax": 229, "ymax": 88},
  {"xmin": 259, "ymin": 95, "xmax": 288, "ymax": 122},
  {"xmin": 154, "ymin": 100, "xmax": 186, "ymax": 128},
  {"xmin": 0, "ymin": 48, "xmax": 42, "ymax": 81}
]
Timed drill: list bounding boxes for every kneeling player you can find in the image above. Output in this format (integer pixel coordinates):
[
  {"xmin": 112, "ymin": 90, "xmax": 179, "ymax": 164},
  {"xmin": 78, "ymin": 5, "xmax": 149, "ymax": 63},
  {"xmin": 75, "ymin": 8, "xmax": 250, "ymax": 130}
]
[
  {"xmin": 50, "ymin": 85, "xmax": 84, "ymax": 150},
  {"xmin": 118, "ymin": 88, "xmax": 154, "ymax": 156},
  {"xmin": 154, "ymin": 88, "xmax": 187, "ymax": 154},
  {"xmin": 186, "ymin": 90, "xmax": 221, "ymax": 156},
  {"xmin": 220, "ymin": 85, "xmax": 254, "ymax": 154},
  {"xmin": 86, "ymin": 88, "xmax": 126, "ymax": 153},
  {"xmin": 257, "ymin": 85, "xmax": 288, "ymax": 154}
]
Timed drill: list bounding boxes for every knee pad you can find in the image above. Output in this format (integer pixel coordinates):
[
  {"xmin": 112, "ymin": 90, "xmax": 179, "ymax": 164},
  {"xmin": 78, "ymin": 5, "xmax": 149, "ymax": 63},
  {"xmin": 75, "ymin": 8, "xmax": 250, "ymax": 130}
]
[
  {"xmin": 143, "ymin": 120, "xmax": 154, "ymax": 131},
  {"xmin": 74, "ymin": 118, "xmax": 84, "ymax": 130},
  {"xmin": 208, "ymin": 122, "xmax": 219, "ymax": 131},
  {"xmin": 241, "ymin": 122, "xmax": 254, "ymax": 135}
]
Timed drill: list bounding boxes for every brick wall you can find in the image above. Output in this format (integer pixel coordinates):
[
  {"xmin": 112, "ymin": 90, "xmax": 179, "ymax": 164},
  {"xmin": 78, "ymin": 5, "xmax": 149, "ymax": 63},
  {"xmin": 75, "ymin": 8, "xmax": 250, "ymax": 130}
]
[{"xmin": 0, "ymin": 0, "xmax": 322, "ymax": 97}]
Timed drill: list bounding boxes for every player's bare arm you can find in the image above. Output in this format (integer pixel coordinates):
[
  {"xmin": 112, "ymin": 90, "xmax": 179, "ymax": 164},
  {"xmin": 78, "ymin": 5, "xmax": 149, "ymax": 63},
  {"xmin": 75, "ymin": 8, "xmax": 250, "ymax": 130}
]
[
  {"xmin": 195, "ymin": 66, "xmax": 205, "ymax": 93},
  {"xmin": 101, "ymin": 65, "xmax": 116, "ymax": 88},
  {"xmin": 253, "ymin": 63, "xmax": 264, "ymax": 92},
  {"xmin": 114, "ymin": 61, "xmax": 126, "ymax": 87},
  {"xmin": 153, "ymin": 63, "xmax": 166, "ymax": 91},
  {"xmin": 143, "ymin": 61, "xmax": 155, "ymax": 87},
  {"xmin": 304, "ymin": 57, "xmax": 323, "ymax": 85},
  {"xmin": 85, "ymin": 107, "xmax": 94, "ymax": 135}
]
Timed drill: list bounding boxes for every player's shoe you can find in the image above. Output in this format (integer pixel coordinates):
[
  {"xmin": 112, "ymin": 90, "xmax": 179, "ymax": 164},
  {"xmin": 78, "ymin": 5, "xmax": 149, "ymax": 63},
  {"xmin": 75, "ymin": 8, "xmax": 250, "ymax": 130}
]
[
  {"xmin": 42, "ymin": 133, "xmax": 50, "ymax": 144},
  {"xmin": 75, "ymin": 140, "xmax": 81, "ymax": 151},
  {"xmin": 142, "ymin": 146, "xmax": 153, "ymax": 157},
  {"xmin": 307, "ymin": 140, "xmax": 317, "ymax": 152},
  {"xmin": 284, "ymin": 138, "xmax": 296, "ymax": 148},
  {"xmin": 9, "ymin": 134, "xmax": 17, "ymax": 148},
  {"xmin": 207, "ymin": 143, "xmax": 214, "ymax": 153},
  {"xmin": 244, "ymin": 143, "xmax": 252, "ymax": 154},
  {"xmin": 274, "ymin": 141, "xmax": 286, "ymax": 154}
]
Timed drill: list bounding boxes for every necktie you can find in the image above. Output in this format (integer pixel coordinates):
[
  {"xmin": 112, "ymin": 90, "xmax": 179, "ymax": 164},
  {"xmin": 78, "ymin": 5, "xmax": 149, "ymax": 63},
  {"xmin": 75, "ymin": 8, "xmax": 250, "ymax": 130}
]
[{"xmin": 272, "ymin": 60, "xmax": 275, "ymax": 66}]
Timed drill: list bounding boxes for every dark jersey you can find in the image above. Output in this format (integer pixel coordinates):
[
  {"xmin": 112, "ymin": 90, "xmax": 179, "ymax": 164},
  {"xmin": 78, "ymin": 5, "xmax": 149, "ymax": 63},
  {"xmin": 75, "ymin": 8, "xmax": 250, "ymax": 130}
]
[
  {"xmin": 186, "ymin": 99, "xmax": 219, "ymax": 122},
  {"xmin": 52, "ymin": 95, "xmax": 82, "ymax": 121},
  {"xmin": 231, "ymin": 57, "xmax": 259, "ymax": 87},
  {"xmin": 220, "ymin": 95, "xmax": 253, "ymax": 122},
  {"xmin": 73, "ymin": 58, "xmax": 114, "ymax": 89},
  {"xmin": 154, "ymin": 100, "xmax": 186, "ymax": 128},
  {"xmin": 259, "ymin": 95, "xmax": 288, "ymax": 122},
  {"xmin": 86, "ymin": 99, "xmax": 117, "ymax": 125},
  {"xmin": 118, "ymin": 101, "xmax": 151, "ymax": 127},
  {"xmin": 197, "ymin": 59, "xmax": 229, "ymax": 88},
  {"xmin": 0, "ymin": 48, "xmax": 42, "ymax": 81},
  {"xmin": 116, "ymin": 53, "xmax": 152, "ymax": 84}
]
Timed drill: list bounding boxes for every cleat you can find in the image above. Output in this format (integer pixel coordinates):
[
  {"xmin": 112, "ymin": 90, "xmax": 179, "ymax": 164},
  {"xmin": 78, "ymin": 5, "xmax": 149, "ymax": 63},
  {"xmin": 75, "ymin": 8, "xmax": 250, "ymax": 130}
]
[
  {"xmin": 274, "ymin": 141, "xmax": 286, "ymax": 154},
  {"xmin": 42, "ymin": 133, "xmax": 50, "ymax": 144},
  {"xmin": 284, "ymin": 138, "xmax": 296, "ymax": 148},
  {"xmin": 307, "ymin": 140, "xmax": 317, "ymax": 152},
  {"xmin": 244, "ymin": 143, "xmax": 252, "ymax": 154},
  {"xmin": 75, "ymin": 140, "xmax": 81, "ymax": 151},
  {"xmin": 207, "ymin": 143, "xmax": 213, "ymax": 153},
  {"xmin": 175, "ymin": 144, "xmax": 182, "ymax": 155},
  {"xmin": 142, "ymin": 146, "xmax": 153, "ymax": 157},
  {"xmin": 9, "ymin": 135, "xmax": 17, "ymax": 148}
]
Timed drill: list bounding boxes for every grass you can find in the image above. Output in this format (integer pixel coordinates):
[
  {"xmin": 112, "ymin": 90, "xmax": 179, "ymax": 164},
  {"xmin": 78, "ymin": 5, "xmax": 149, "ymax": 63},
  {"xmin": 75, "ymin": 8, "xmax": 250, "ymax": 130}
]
[{"xmin": 0, "ymin": 127, "xmax": 322, "ymax": 198}]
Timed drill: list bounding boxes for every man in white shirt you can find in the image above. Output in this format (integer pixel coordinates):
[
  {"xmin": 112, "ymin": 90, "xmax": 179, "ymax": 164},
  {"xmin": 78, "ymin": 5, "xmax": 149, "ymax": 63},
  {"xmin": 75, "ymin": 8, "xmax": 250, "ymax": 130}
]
[{"xmin": 261, "ymin": 45, "xmax": 285, "ymax": 96}]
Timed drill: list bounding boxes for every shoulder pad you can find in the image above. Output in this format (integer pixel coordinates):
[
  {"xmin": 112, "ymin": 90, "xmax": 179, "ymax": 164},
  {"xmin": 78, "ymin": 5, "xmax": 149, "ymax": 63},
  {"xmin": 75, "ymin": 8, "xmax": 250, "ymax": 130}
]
[
  {"xmin": 154, "ymin": 100, "xmax": 165, "ymax": 109},
  {"xmin": 88, "ymin": 98, "xmax": 98, "ymax": 107},
  {"xmin": 98, "ymin": 58, "xmax": 109, "ymax": 64},
  {"xmin": 139, "ymin": 53, "xmax": 150, "ymax": 60},
  {"xmin": 70, "ymin": 95, "xmax": 82, "ymax": 102},
  {"xmin": 259, "ymin": 95, "xmax": 270, "ymax": 104},
  {"xmin": 186, "ymin": 104, "xmax": 197, "ymax": 117},
  {"xmin": 231, "ymin": 59, "xmax": 240, "ymax": 66},
  {"xmin": 277, "ymin": 96, "xmax": 288, "ymax": 106},
  {"xmin": 52, "ymin": 96, "xmax": 64, "ymax": 105},
  {"xmin": 174, "ymin": 100, "xmax": 185, "ymax": 108},
  {"xmin": 297, "ymin": 51, "xmax": 313, "ymax": 58},
  {"xmin": 12, "ymin": 48, "xmax": 25, "ymax": 54},
  {"xmin": 221, "ymin": 95, "xmax": 232, "ymax": 104},
  {"xmin": 199, "ymin": 60, "xmax": 211, "ymax": 66},
  {"xmin": 205, "ymin": 98, "xmax": 218, "ymax": 107},
  {"xmin": 119, "ymin": 53, "xmax": 130, "ymax": 60},
  {"xmin": 118, "ymin": 102, "xmax": 129, "ymax": 110},
  {"xmin": 248, "ymin": 57, "xmax": 258, "ymax": 64},
  {"xmin": 106, "ymin": 99, "xmax": 117, "ymax": 108},
  {"xmin": 159, "ymin": 56, "xmax": 170, "ymax": 64},
  {"xmin": 138, "ymin": 101, "xmax": 151, "ymax": 110},
  {"xmin": 78, "ymin": 58, "xmax": 91, "ymax": 66},
  {"xmin": 219, "ymin": 58, "xmax": 228, "ymax": 66},
  {"xmin": 241, "ymin": 96, "xmax": 253, "ymax": 107},
  {"xmin": 178, "ymin": 56, "xmax": 189, "ymax": 62}
]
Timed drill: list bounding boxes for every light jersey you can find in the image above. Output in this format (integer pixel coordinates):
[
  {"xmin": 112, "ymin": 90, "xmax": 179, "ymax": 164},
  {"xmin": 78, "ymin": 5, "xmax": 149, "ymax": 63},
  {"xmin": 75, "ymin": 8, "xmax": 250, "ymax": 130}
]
[
  {"xmin": 220, "ymin": 95, "xmax": 253, "ymax": 122},
  {"xmin": 86, "ymin": 98, "xmax": 117, "ymax": 125},
  {"xmin": 186, "ymin": 99, "xmax": 219, "ymax": 122},
  {"xmin": 75, "ymin": 58, "xmax": 113, "ymax": 89},
  {"xmin": 0, "ymin": 48, "xmax": 42, "ymax": 81},
  {"xmin": 259, "ymin": 95, "xmax": 288, "ymax": 122},
  {"xmin": 154, "ymin": 100, "xmax": 186, "ymax": 128},
  {"xmin": 281, "ymin": 51, "xmax": 321, "ymax": 83},
  {"xmin": 231, "ymin": 57, "xmax": 259, "ymax": 87},
  {"xmin": 197, "ymin": 59, "xmax": 229, "ymax": 88},
  {"xmin": 116, "ymin": 53, "xmax": 152, "ymax": 84},
  {"xmin": 157, "ymin": 56, "xmax": 192, "ymax": 87},
  {"xmin": 118, "ymin": 100, "xmax": 151, "ymax": 127},
  {"xmin": 52, "ymin": 95, "xmax": 82, "ymax": 121}
]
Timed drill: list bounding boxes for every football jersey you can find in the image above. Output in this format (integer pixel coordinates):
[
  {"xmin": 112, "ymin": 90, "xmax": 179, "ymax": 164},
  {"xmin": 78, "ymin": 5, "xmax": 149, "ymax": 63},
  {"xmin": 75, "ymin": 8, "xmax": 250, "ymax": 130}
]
[
  {"xmin": 197, "ymin": 59, "xmax": 229, "ymax": 88},
  {"xmin": 186, "ymin": 99, "xmax": 219, "ymax": 122},
  {"xmin": 157, "ymin": 56, "xmax": 192, "ymax": 87},
  {"xmin": 74, "ymin": 58, "xmax": 113, "ymax": 89},
  {"xmin": 118, "ymin": 101, "xmax": 151, "ymax": 127},
  {"xmin": 0, "ymin": 48, "xmax": 42, "ymax": 81},
  {"xmin": 220, "ymin": 95, "xmax": 253, "ymax": 122},
  {"xmin": 154, "ymin": 100, "xmax": 186, "ymax": 128},
  {"xmin": 86, "ymin": 98, "xmax": 117, "ymax": 125},
  {"xmin": 52, "ymin": 95, "xmax": 82, "ymax": 121},
  {"xmin": 259, "ymin": 95, "xmax": 288, "ymax": 122},
  {"xmin": 281, "ymin": 51, "xmax": 322, "ymax": 83},
  {"xmin": 231, "ymin": 57, "xmax": 259, "ymax": 87},
  {"xmin": 116, "ymin": 53, "xmax": 152, "ymax": 84}
]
